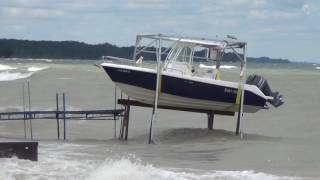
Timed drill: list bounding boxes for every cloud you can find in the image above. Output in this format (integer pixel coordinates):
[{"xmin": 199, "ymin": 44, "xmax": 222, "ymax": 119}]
[
  {"xmin": 302, "ymin": 3, "xmax": 311, "ymax": 15},
  {"xmin": 302, "ymin": 2, "xmax": 320, "ymax": 15},
  {"xmin": 248, "ymin": 9, "xmax": 300, "ymax": 21},
  {"xmin": 0, "ymin": 0, "xmax": 319, "ymax": 62},
  {"xmin": 2, "ymin": 7, "xmax": 64, "ymax": 18}
]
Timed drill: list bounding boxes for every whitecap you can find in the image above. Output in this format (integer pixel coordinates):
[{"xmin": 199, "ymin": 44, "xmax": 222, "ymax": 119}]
[
  {"xmin": 0, "ymin": 147, "xmax": 308, "ymax": 180},
  {"xmin": 199, "ymin": 64, "xmax": 237, "ymax": 69},
  {"xmin": 316, "ymin": 67, "xmax": 320, "ymax": 70},
  {"xmin": 0, "ymin": 71, "xmax": 33, "ymax": 81},
  {"xmin": 87, "ymin": 158, "xmax": 304, "ymax": 180},
  {"xmin": 0, "ymin": 64, "xmax": 17, "ymax": 71},
  {"xmin": 27, "ymin": 66, "xmax": 48, "ymax": 72}
]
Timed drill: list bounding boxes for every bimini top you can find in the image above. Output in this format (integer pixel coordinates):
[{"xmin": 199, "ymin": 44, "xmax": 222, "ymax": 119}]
[{"xmin": 137, "ymin": 34, "xmax": 246, "ymax": 49}]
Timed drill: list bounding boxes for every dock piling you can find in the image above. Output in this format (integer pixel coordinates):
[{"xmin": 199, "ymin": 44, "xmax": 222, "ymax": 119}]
[
  {"xmin": 56, "ymin": 93, "xmax": 60, "ymax": 140},
  {"xmin": 119, "ymin": 98, "xmax": 130, "ymax": 140},
  {"xmin": 124, "ymin": 105, "xmax": 130, "ymax": 140},
  {"xmin": 63, "ymin": 93, "xmax": 66, "ymax": 140},
  {"xmin": 208, "ymin": 112, "xmax": 214, "ymax": 130},
  {"xmin": 27, "ymin": 81, "xmax": 33, "ymax": 140},
  {"xmin": 113, "ymin": 86, "xmax": 117, "ymax": 139},
  {"xmin": 22, "ymin": 83, "xmax": 27, "ymax": 139}
]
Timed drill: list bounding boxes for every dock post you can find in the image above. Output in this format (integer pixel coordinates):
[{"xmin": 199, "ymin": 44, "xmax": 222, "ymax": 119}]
[
  {"xmin": 208, "ymin": 112, "xmax": 214, "ymax": 130},
  {"xmin": 118, "ymin": 92, "xmax": 124, "ymax": 140},
  {"xmin": 22, "ymin": 83, "xmax": 27, "ymax": 139},
  {"xmin": 236, "ymin": 101, "xmax": 242, "ymax": 135},
  {"xmin": 27, "ymin": 81, "xmax": 33, "ymax": 140},
  {"xmin": 113, "ymin": 86, "xmax": 117, "ymax": 139},
  {"xmin": 124, "ymin": 105, "xmax": 130, "ymax": 140},
  {"xmin": 56, "ymin": 93, "xmax": 60, "ymax": 140},
  {"xmin": 63, "ymin": 93, "xmax": 66, "ymax": 140}
]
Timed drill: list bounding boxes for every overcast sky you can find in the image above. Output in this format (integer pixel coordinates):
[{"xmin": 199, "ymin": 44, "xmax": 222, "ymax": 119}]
[{"xmin": 0, "ymin": 0, "xmax": 319, "ymax": 62}]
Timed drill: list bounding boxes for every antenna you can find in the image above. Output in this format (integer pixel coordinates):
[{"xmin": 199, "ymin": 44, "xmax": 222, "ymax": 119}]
[{"xmin": 227, "ymin": 35, "xmax": 237, "ymax": 40}]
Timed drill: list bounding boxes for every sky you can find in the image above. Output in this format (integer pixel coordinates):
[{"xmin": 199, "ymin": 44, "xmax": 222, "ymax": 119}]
[{"xmin": 0, "ymin": 0, "xmax": 319, "ymax": 62}]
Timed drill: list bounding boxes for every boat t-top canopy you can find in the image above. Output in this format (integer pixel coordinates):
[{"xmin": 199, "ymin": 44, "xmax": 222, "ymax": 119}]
[{"xmin": 136, "ymin": 34, "xmax": 246, "ymax": 49}]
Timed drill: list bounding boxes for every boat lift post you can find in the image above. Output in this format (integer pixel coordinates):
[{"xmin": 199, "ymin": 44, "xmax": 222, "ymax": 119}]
[
  {"xmin": 148, "ymin": 38, "xmax": 162, "ymax": 144},
  {"xmin": 236, "ymin": 43, "xmax": 247, "ymax": 136}
]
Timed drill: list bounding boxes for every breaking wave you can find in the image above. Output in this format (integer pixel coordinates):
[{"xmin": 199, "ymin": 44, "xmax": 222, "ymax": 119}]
[
  {"xmin": 88, "ymin": 158, "xmax": 305, "ymax": 180},
  {"xmin": 0, "ymin": 71, "xmax": 33, "ymax": 81},
  {"xmin": 0, "ymin": 64, "xmax": 17, "ymax": 71},
  {"xmin": 27, "ymin": 66, "xmax": 48, "ymax": 72},
  {"xmin": 0, "ymin": 142, "xmax": 311, "ymax": 180},
  {"xmin": 316, "ymin": 67, "xmax": 320, "ymax": 70},
  {"xmin": 0, "ymin": 64, "xmax": 48, "ymax": 81},
  {"xmin": 1, "ymin": 157, "xmax": 306, "ymax": 180}
]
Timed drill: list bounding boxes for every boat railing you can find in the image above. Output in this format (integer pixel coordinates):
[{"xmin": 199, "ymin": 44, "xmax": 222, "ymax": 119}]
[
  {"xmin": 163, "ymin": 67, "xmax": 188, "ymax": 75},
  {"xmin": 102, "ymin": 56, "xmax": 157, "ymax": 69}
]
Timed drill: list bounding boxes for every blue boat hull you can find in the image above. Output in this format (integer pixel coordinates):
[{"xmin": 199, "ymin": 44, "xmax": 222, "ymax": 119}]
[{"xmin": 102, "ymin": 64, "xmax": 267, "ymax": 113}]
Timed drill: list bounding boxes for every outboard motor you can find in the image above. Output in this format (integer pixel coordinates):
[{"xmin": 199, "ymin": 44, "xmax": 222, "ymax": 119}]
[{"xmin": 246, "ymin": 74, "xmax": 284, "ymax": 107}]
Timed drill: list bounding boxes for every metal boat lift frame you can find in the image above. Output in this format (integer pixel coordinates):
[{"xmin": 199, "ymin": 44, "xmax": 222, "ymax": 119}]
[{"xmin": 131, "ymin": 34, "xmax": 247, "ymax": 143}]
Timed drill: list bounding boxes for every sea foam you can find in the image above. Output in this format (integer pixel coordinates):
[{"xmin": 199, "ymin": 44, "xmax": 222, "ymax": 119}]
[
  {"xmin": 0, "ymin": 64, "xmax": 17, "ymax": 71},
  {"xmin": 0, "ymin": 71, "xmax": 33, "ymax": 81},
  {"xmin": 0, "ymin": 144, "xmax": 308, "ymax": 180},
  {"xmin": 27, "ymin": 66, "xmax": 48, "ymax": 72},
  {"xmin": 87, "ymin": 158, "xmax": 304, "ymax": 180}
]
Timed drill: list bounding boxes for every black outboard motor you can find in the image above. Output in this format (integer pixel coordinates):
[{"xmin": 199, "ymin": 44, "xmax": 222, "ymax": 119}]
[{"xmin": 246, "ymin": 74, "xmax": 284, "ymax": 107}]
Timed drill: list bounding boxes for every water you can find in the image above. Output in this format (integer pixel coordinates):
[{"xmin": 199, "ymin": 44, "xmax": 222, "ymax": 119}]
[{"xmin": 0, "ymin": 58, "xmax": 319, "ymax": 179}]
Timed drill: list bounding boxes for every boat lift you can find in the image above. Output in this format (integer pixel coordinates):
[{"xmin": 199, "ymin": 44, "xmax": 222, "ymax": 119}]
[{"xmin": 127, "ymin": 34, "xmax": 247, "ymax": 143}]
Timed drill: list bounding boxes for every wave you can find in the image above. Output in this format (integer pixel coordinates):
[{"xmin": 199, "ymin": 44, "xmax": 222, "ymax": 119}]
[
  {"xmin": 0, "ymin": 144, "xmax": 310, "ymax": 180},
  {"xmin": 87, "ymin": 158, "xmax": 304, "ymax": 180},
  {"xmin": 0, "ymin": 64, "xmax": 17, "ymax": 71},
  {"xmin": 316, "ymin": 67, "xmax": 320, "ymax": 70},
  {"xmin": 199, "ymin": 64, "xmax": 237, "ymax": 69},
  {"xmin": 0, "ymin": 71, "xmax": 33, "ymax": 81},
  {"xmin": 27, "ymin": 66, "xmax": 48, "ymax": 72}
]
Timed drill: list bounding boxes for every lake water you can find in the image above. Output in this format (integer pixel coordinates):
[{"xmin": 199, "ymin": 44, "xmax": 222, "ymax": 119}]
[{"xmin": 0, "ymin": 58, "xmax": 319, "ymax": 180}]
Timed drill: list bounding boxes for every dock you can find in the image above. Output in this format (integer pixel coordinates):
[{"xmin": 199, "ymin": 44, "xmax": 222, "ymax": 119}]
[
  {"xmin": 0, "ymin": 84, "xmax": 124, "ymax": 161},
  {"xmin": 0, "ymin": 87, "xmax": 124, "ymax": 141}
]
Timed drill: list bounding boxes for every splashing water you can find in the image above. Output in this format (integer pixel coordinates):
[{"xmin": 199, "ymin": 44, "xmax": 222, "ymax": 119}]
[
  {"xmin": 0, "ymin": 64, "xmax": 17, "ymax": 71},
  {"xmin": 0, "ymin": 71, "xmax": 33, "ymax": 81},
  {"xmin": 27, "ymin": 66, "xmax": 48, "ymax": 72},
  {"xmin": 0, "ymin": 142, "xmax": 307, "ymax": 180}
]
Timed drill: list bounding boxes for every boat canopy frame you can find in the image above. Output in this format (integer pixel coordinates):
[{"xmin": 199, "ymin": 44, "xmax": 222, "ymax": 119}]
[{"xmin": 132, "ymin": 34, "xmax": 247, "ymax": 77}]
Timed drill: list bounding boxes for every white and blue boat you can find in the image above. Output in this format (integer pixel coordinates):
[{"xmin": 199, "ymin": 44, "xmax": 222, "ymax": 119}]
[{"xmin": 101, "ymin": 34, "xmax": 283, "ymax": 114}]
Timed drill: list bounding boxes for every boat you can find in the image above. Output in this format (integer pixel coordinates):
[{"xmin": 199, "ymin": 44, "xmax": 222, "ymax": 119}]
[{"xmin": 101, "ymin": 34, "xmax": 283, "ymax": 114}]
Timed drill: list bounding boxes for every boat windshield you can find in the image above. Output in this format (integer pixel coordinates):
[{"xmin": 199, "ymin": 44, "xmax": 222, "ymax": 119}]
[{"xmin": 164, "ymin": 44, "xmax": 194, "ymax": 75}]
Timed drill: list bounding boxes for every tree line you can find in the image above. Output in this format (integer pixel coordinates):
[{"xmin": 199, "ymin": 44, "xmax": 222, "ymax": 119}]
[{"xmin": 0, "ymin": 39, "xmax": 290, "ymax": 63}]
